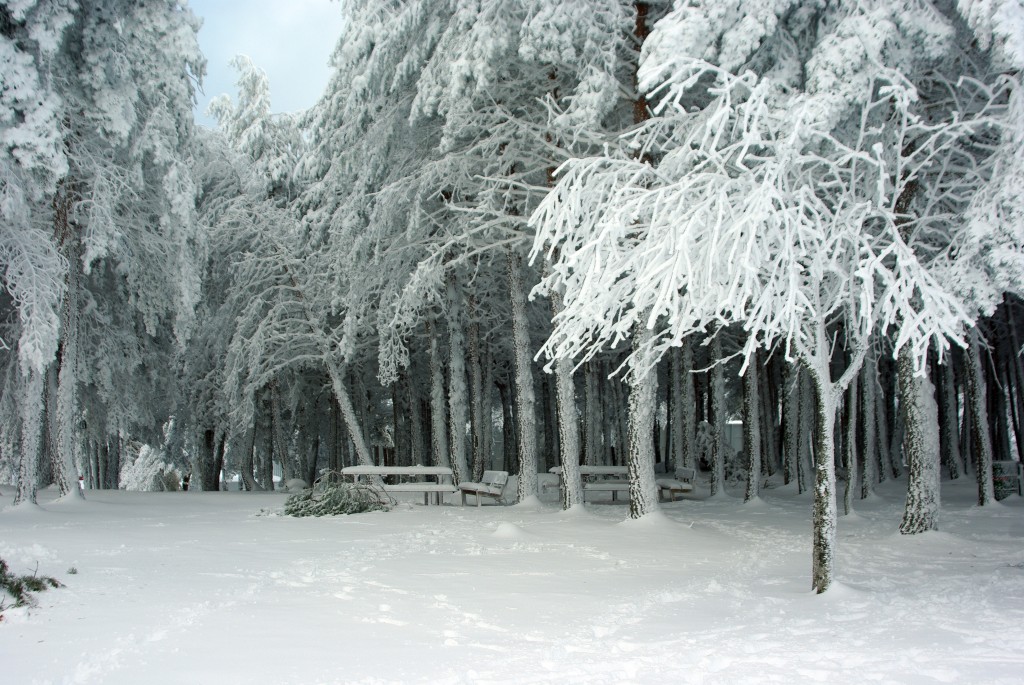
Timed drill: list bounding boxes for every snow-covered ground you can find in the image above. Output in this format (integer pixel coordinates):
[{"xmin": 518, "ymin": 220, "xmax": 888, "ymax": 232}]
[{"xmin": 2, "ymin": 475, "xmax": 1022, "ymax": 685}]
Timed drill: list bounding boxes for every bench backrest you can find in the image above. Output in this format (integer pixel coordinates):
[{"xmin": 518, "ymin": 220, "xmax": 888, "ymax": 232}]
[
  {"xmin": 482, "ymin": 470, "xmax": 509, "ymax": 488},
  {"xmin": 676, "ymin": 467, "xmax": 696, "ymax": 483}
]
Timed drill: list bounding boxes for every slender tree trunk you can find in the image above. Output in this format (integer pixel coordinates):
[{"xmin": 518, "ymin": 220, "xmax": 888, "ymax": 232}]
[
  {"xmin": 783, "ymin": 363, "xmax": 799, "ymax": 486},
  {"xmin": 327, "ymin": 396, "xmax": 340, "ymax": 479},
  {"xmin": 426, "ymin": 320, "xmax": 450, "ymax": 471},
  {"xmin": 481, "ymin": 346, "xmax": 493, "ymax": 472},
  {"xmin": 468, "ymin": 314, "xmax": 485, "ymax": 481},
  {"xmin": 861, "ymin": 351, "xmax": 878, "ymax": 497},
  {"xmin": 239, "ymin": 423, "xmax": 261, "ymax": 491},
  {"xmin": 966, "ymin": 328, "xmax": 995, "ymax": 505},
  {"xmin": 507, "ymin": 252, "xmax": 538, "ymax": 502},
  {"xmin": 612, "ymin": 367, "xmax": 629, "ymax": 466},
  {"xmin": 627, "ymin": 324, "xmax": 660, "ymax": 518},
  {"xmin": 899, "ymin": 349, "xmax": 941, "ymax": 533},
  {"xmin": 743, "ymin": 356, "xmax": 762, "ymax": 503},
  {"xmin": 497, "ymin": 380, "xmax": 517, "ymax": 474},
  {"xmin": 408, "ymin": 372, "xmax": 425, "ymax": 468},
  {"xmin": 709, "ymin": 333, "xmax": 726, "ymax": 497},
  {"xmin": 271, "ymin": 382, "xmax": 291, "ymax": 486},
  {"xmin": 551, "ymin": 291, "xmax": 583, "ymax": 509},
  {"xmin": 583, "ymin": 361, "xmax": 601, "ymax": 466},
  {"xmin": 761, "ymin": 354, "xmax": 780, "ymax": 477},
  {"xmin": 446, "ymin": 275, "xmax": 471, "ymax": 484},
  {"xmin": 325, "ymin": 360, "xmax": 373, "ymax": 467},
  {"xmin": 797, "ymin": 369, "xmax": 815, "ymax": 494},
  {"xmin": 671, "ymin": 341, "xmax": 696, "ymax": 472},
  {"xmin": 876, "ymin": 357, "xmax": 893, "ymax": 484},
  {"xmin": 939, "ymin": 357, "xmax": 962, "ymax": 480},
  {"xmin": 843, "ymin": 373, "xmax": 859, "ymax": 515}
]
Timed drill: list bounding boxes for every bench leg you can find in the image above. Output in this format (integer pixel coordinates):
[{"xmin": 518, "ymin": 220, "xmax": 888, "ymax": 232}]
[{"xmin": 476, "ymin": 492, "xmax": 482, "ymax": 507}]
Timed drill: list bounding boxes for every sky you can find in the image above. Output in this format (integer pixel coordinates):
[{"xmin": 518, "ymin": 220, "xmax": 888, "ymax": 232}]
[{"xmin": 188, "ymin": 0, "xmax": 347, "ymax": 128}]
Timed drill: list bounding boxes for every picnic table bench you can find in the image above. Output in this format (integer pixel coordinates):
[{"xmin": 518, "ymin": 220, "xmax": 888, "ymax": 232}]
[
  {"xmin": 341, "ymin": 465, "xmax": 456, "ymax": 505},
  {"xmin": 551, "ymin": 465, "xmax": 698, "ymax": 502},
  {"xmin": 550, "ymin": 465, "xmax": 630, "ymax": 502}
]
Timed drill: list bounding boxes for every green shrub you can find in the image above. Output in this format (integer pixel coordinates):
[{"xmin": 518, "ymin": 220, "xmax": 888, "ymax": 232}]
[
  {"xmin": 0, "ymin": 558, "xmax": 63, "ymax": 619},
  {"xmin": 284, "ymin": 479, "xmax": 390, "ymax": 517}
]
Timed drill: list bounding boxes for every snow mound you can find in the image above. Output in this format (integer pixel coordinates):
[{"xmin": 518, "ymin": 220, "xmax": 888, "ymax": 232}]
[{"xmin": 492, "ymin": 522, "xmax": 532, "ymax": 539}]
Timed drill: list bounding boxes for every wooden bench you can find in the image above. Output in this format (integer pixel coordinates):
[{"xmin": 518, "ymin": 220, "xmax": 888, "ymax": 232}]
[
  {"xmin": 459, "ymin": 470, "xmax": 509, "ymax": 506},
  {"xmin": 656, "ymin": 467, "xmax": 696, "ymax": 502},
  {"xmin": 341, "ymin": 465, "xmax": 456, "ymax": 505}
]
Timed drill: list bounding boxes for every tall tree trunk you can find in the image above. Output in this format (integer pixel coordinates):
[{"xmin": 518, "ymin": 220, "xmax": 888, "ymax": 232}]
[
  {"xmin": 899, "ymin": 349, "xmax": 941, "ymax": 533},
  {"xmin": 611, "ymin": 365, "xmax": 629, "ymax": 466},
  {"xmin": 507, "ymin": 252, "xmax": 538, "ymax": 502},
  {"xmin": 966, "ymin": 328, "xmax": 995, "ymax": 505},
  {"xmin": 627, "ymin": 323, "xmax": 660, "ymax": 519},
  {"xmin": 53, "ymin": 188, "xmax": 83, "ymax": 498},
  {"xmin": 497, "ymin": 380, "xmax": 517, "ymax": 474},
  {"xmin": 783, "ymin": 363, "xmax": 799, "ymax": 486},
  {"xmin": 325, "ymin": 360, "xmax": 373, "ymax": 467},
  {"xmin": 584, "ymin": 361, "xmax": 601, "ymax": 466},
  {"xmin": 551, "ymin": 291, "xmax": 583, "ymax": 509},
  {"xmin": 427, "ymin": 321, "xmax": 450, "ymax": 470},
  {"xmin": 481, "ymin": 346, "xmax": 493, "ymax": 473},
  {"xmin": 743, "ymin": 355, "xmax": 762, "ymax": 503},
  {"xmin": 939, "ymin": 357, "xmax": 962, "ymax": 480},
  {"xmin": 271, "ymin": 382, "xmax": 290, "ymax": 486},
  {"xmin": 843, "ymin": 373, "xmax": 859, "ymax": 515},
  {"xmin": 797, "ymin": 370, "xmax": 815, "ymax": 495},
  {"xmin": 446, "ymin": 274, "xmax": 471, "ymax": 484},
  {"xmin": 810, "ymin": 368, "xmax": 839, "ymax": 594},
  {"xmin": 671, "ymin": 341, "xmax": 696, "ymax": 472},
  {"xmin": 709, "ymin": 333, "xmax": 726, "ymax": 497},
  {"xmin": 761, "ymin": 353, "xmax": 780, "ymax": 477},
  {"xmin": 14, "ymin": 368, "xmax": 44, "ymax": 506},
  {"xmin": 468, "ymin": 314, "xmax": 485, "ymax": 481},
  {"xmin": 408, "ymin": 371, "xmax": 425, "ymax": 468},
  {"xmin": 861, "ymin": 350, "xmax": 878, "ymax": 497},
  {"xmin": 875, "ymin": 355, "xmax": 893, "ymax": 484}
]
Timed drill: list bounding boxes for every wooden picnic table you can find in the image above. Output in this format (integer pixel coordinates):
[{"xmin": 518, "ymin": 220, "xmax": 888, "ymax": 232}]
[
  {"xmin": 549, "ymin": 465, "xmax": 630, "ymax": 502},
  {"xmin": 341, "ymin": 465, "xmax": 456, "ymax": 505}
]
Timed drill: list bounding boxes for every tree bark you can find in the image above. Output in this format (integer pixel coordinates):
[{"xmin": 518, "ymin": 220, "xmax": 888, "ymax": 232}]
[
  {"xmin": 939, "ymin": 357, "xmax": 962, "ymax": 480},
  {"xmin": 446, "ymin": 274, "xmax": 471, "ymax": 484},
  {"xmin": 843, "ymin": 372, "xmax": 859, "ymax": 515},
  {"xmin": 627, "ymin": 323, "xmax": 660, "ymax": 519},
  {"xmin": 898, "ymin": 348, "xmax": 941, "ymax": 533},
  {"xmin": 743, "ymin": 355, "xmax": 762, "ymax": 502},
  {"xmin": 427, "ymin": 320, "xmax": 450, "ymax": 470},
  {"xmin": 14, "ymin": 368, "xmax": 45, "ymax": 506},
  {"xmin": 271, "ymin": 382, "xmax": 290, "ymax": 486},
  {"xmin": 507, "ymin": 252, "xmax": 538, "ymax": 501},
  {"xmin": 783, "ymin": 363, "xmax": 799, "ymax": 486},
  {"xmin": 810, "ymin": 371, "xmax": 839, "ymax": 594},
  {"xmin": 584, "ymin": 361, "xmax": 601, "ymax": 466},
  {"xmin": 468, "ymin": 314, "xmax": 485, "ymax": 481},
  {"xmin": 551, "ymin": 291, "xmax": 583, "ymax": 509},
  {"xmin": 966, "ymin": 328, "xmax": 995, "ymax": 505},
  {"xmin": 861, "ymin": 351, "xmax": 878, "ymax": 497},
  {"xmin": 709, "ymin": 333, "xmax": 726, "ymax": 497}
]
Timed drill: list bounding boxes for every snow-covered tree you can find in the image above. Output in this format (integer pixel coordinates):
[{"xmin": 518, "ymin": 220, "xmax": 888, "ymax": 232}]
[{"xmin": 530, "ymin": 0, "xmax": 997, "ymax": 591}]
